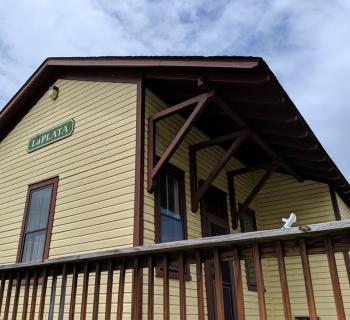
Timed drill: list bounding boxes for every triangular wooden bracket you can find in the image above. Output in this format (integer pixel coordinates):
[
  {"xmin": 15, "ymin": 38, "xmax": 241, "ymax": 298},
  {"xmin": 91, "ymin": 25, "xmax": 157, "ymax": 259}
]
[
  {"xmin": 228, "ymin": 161, "xmax": 280, "ymax": 230},
  {"xmin": 198, "ymin": 79, "xmax": 302, "ymax": 183},
  {"xmin": 189, "ymin": 129, "xmax": 249, "ymax": 212},
  {"xmin": 147, "ymin": 92, "xmax": 213, "ymax": 192}
]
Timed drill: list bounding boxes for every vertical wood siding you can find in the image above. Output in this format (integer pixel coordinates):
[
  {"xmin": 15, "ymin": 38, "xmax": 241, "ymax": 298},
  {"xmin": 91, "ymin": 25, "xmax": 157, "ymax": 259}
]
[{"xmin": 0, "ymin": 79, "xmax": 137, "ymax": 319}]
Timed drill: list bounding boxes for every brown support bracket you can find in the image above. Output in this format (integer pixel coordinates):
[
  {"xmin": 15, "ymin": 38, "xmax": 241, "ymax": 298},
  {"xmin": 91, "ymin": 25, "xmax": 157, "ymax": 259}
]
[
  {"xmin": 190, "ymin": 129, "xmax": 249, "ymax": 212},
  {"xmin": 228, "ymin": 160, "xmax": 279, "ymax": 177},
  {"xmin": 231, "ymin": 161, "xmax": 279, "ymax": 229},
  {"xmin": 189, "ymin": 130, "xmax": 247, "ymax": 212},
  {"xmin": 147, "ymin": 92, "xmax": 213, "ymax": 192},
  {"xmin": 191, "ymin": 131, "xmax": 244, "ymax": 151}
]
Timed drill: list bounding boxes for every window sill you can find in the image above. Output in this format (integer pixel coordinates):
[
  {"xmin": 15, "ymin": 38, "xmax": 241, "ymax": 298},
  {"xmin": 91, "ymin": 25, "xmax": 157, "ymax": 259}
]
[
  {"xmin": 247, "ymin": 285, "xmax": 257, "ymax": 292},
  {"xmin": 155, "ymin": 267, "xmax": 192, "ymax": 281}
]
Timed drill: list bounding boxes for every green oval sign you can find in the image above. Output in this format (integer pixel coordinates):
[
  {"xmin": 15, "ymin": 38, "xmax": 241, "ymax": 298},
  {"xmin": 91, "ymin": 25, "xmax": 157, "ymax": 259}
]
[{"xmin": 28, "ymin": 119, "xmax": 75, "ymax": 153}]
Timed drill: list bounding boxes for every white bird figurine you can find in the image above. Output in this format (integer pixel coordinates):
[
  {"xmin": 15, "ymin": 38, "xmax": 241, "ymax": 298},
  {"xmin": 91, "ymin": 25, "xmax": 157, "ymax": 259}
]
[{"xmin": 281, "ymin": 212, "xmax": 296, "ymax": 229}]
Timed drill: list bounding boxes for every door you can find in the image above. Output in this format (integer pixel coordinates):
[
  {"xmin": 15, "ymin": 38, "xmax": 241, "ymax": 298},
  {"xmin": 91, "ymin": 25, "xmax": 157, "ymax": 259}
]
[{"xmin": 201, "ymin": 186, "xmax": 236, "ymax": 320}]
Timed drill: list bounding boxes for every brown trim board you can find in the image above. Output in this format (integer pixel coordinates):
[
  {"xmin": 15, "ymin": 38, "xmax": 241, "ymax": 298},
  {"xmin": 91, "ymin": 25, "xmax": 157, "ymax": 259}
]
[
  {"xmin": 329, "ymin": 185, "xmax": 350, "ymax": 284},
  {"xmin": 133, "ymin": 73, "xmax": 145, "ymax": 247},
  {"xmin": 1, "ymin": 56, "xmax": 350, "ymax": 208},
  {"xmin": 132, "ymin": 74, "xmax": 145, "ymax": 320}
]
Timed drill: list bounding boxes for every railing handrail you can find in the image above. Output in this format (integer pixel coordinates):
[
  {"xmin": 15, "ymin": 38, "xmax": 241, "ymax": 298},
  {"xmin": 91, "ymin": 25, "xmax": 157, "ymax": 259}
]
[{"xmin": 0, "ymin": 219, "xmax": 349, "ymax": 272}]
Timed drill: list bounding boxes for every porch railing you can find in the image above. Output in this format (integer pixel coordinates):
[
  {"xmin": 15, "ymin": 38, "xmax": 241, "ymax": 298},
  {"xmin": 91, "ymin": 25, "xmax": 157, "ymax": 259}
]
[{"xmin": 0, "ymin": 220, "xmax": 349, "ymax": 320}]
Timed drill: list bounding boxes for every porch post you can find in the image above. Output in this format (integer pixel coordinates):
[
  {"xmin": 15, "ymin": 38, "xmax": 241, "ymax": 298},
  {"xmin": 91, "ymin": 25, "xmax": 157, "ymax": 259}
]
[{"xmin": 299, "ymin": 239, "xmax": 317, "ymax": 320}]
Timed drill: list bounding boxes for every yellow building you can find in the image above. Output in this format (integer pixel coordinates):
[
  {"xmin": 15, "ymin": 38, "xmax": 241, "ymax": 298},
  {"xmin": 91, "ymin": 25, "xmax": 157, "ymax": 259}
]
[{"xmin": 0, "ymin": 57, "xmax": 349, "ymax": 320}]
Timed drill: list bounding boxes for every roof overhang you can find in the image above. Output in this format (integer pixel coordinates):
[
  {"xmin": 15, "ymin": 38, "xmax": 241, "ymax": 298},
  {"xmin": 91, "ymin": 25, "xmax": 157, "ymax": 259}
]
[{"xmin": 1, "ymin": 56, "xmax": 349, "ymax": 206}]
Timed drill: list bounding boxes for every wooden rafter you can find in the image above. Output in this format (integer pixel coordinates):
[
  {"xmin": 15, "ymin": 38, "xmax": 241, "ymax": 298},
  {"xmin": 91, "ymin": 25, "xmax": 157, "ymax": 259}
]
[
  {"xmin": 229, "ymin": 162, "xmax": 279, "ymax": 229},
  {"xmin": 205, "ymin": 105, "xmax": 295, "ymax": 125},
  {"xmin": 335, "ymin": 180, "xmax": 348, "ymax": 189},
  {"xmin": 244, "ymin": 111, "xmax": 298, "ymax": 124},
  {"xmin": 282, "ymin": 149, "xmax": 327, "ymax": 162},
  {"xmin": 228, "ymin": 97, "xmax": 286, "ymax": 107},
  {"xmin": 144, "ymin": 69, "xmax": 269, "ymax": 85},
  {"xmin": 288, "ymin": 158, "xmax": 334, "ymax": 172},
  {"xmin": 147, "ymin": 92, "xmax": 213, "ymax": 192},
  {"xmin": 206, "ymin": 88, "xmax": 303, "ymax": 183},
  {"xmin": 295, "ymin": 167, "xmax": 340, "ymax": 181},
  {"xmin": 189, "ymin": 129, "xmax": 249, "ymax": 212},
  {"xmin": 252, "ymin": 123, "xmax": 309, "ymax": 139},
  {"xmin": 265, "ymin": 135, "xmax": 318, "ymax": 151}
]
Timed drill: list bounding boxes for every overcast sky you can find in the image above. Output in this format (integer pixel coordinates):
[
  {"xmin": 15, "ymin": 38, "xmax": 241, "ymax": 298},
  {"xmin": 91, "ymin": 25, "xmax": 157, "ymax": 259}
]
[{"xmin": 1, "ymin": 0, "xmax": 350, "ymax": 179}]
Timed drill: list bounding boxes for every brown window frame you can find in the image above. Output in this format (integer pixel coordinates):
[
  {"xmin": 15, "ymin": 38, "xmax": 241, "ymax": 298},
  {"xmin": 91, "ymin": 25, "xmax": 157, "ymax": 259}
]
[
  {"xmin": 16, "ymin": 176, "xmax": 59, "ymax": 263},
  {"xmin": 239, "ymin": 206, "xmax": 258, "ymax": 291},
  {"xmin": 154, "ymin": 162, "xmax": 189, "ymax": 279}
]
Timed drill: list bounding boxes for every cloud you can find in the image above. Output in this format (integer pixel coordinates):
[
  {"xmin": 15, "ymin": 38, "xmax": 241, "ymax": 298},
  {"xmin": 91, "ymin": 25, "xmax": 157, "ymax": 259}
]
[{"xmin": 0, "ymin": 0, "xmax": 350, "ymax": 178}]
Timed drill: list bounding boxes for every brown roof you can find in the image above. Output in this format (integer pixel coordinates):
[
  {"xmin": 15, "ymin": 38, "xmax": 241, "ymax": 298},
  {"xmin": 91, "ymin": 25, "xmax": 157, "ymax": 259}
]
[{"xmin": 1, "ymin": 56, "xmax": 349, "ymax": 205}]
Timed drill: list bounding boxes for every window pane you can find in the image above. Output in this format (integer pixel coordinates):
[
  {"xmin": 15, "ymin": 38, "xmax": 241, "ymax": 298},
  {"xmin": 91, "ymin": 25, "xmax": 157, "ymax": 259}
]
[
  {"xmin": 22, "ymin": 230, "xmax": 46, "ymax": 262},
  {"xmin": 26, "ymin": 186, "xmax": 53, "ymax": 232},
  {"xmin": 160, "ymin": 215, "xmax": 183, "ymax": 242},
  {"xmin": 167, "ymin": 176, "xmax": 175, "ymax": 212},
  {"xmin": 245, "ymin": 259, "xmax": 257, "ymax": 287},
  {"xmin": 160, "ymin": 174, "xmax": 167, "ymax": 209},
  {"xmin": 240, "ymin": 209, "xmax": 257, "ymax": 290},
  {"xmin": 241, "ymin": 211, "xmax": 256, "ymax": 232},
  {"xmin": 160, "ymin": 174, "xmax": 180, "ymax": 219}
]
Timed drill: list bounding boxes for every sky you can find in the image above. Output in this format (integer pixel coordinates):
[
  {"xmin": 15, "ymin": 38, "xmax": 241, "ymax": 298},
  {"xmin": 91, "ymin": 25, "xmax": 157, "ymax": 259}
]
[{"xmin": 0, "ymin": 0, "xmax": 350, "ymax": 179}]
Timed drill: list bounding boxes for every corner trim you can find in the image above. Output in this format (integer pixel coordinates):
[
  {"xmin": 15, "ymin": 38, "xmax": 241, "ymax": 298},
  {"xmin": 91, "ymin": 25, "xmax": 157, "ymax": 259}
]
[
  {"xmin": 133, "ymin": 74, "xmax": 145, "ymax": 247},
  {"xmin": 132, "ymin": 73, "xmax": 144, "ymax": 320}
]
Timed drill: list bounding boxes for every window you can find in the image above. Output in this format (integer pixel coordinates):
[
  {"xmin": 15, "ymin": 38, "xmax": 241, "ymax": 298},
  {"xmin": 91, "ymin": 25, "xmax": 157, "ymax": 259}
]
[
  {"xmin": 240, "ymin": 207, "xmax": 257, "ymax": 291},
  {"xmin": 159, "ymin": 173, "xmax": 183, "ymax": 242},
  {"xmin": 154, "ymin": 164, "xmax": 189, "ymax": 278},
  {"xmin": 155, "ymin": 164, "xmax": 186, "ymax": 244},
  {"xmin": 17, "ymin": 177, "xmax": 58, "ymax": 263}
]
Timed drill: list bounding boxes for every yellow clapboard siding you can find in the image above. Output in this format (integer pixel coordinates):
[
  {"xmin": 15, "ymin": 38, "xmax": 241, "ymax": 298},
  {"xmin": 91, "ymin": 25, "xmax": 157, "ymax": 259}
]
[
  {"xmin": 0, "ymin": 122, "xmax": 136, "ymax": 184},
  {"xmin": 0, "ymin": 148, "xmax": 136, "ymax": 203},
  {"xmin": 53, "ymin": 215, "xmax": 135, "ymax": 239},
  {"xmin": 257, "ymin": 170, "xmax": 350, "ymax": 319},
  {"xmin": 50, "ymin": 234, "xmax": 134, "ymax": 256},
  {"xmin": 0, "ymin": 79, "xmax": 138, "ymax": 316},
  {"xmin": 0, "ymin": 81, "xmax": 136, "ymax": 148},
  {"xmin": 0, "ymin": 80, "xmax": 137, "ymax": 268},
  {"xmin": 1, "ymin": 109, "xmax": 137, "ymax": 167},
  {"xmin": 337, "ymin": 194, "xmax": 350, "ymax": 219},
  {"xmin": 53, "ymin": 201, "xmax": 134, "ymax": 224}
]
